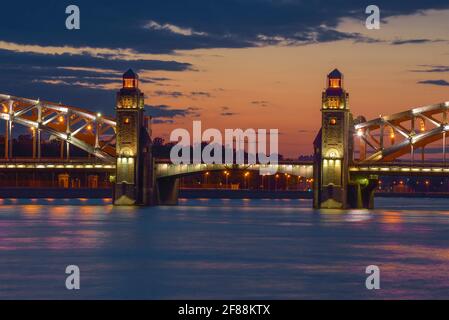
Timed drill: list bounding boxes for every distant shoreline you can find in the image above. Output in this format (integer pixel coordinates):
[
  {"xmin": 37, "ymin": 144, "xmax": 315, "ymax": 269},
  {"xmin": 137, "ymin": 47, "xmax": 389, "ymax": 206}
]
[{"xmin": 1, "ymin": 187, "xmax": 449, "ymax": 199}]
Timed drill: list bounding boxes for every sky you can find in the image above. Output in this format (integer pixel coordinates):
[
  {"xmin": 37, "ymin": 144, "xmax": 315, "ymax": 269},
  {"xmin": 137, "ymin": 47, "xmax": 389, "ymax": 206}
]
[{"xmin": 1, "ymin": 1, "xmax": 449, "ymax": 157}]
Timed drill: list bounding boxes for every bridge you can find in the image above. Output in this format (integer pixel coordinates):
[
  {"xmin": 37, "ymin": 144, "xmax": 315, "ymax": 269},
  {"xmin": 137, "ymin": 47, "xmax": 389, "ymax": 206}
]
[{"xmin": 0, "ymin": 69, "xmax": 448, "ymax": 208}]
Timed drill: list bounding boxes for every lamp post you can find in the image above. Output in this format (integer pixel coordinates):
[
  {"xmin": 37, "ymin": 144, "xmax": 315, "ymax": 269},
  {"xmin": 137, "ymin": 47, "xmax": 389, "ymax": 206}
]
[
  {"xmin": 204, "ymin": 172, "xmax": 210, "ymax": 187},
  {"xmin": 224, "ymin": 171, "xmax": 230, "ymax": 189},
  {"xmin": 275, "ymin": 174, "xmax": 279, "ymax": 191},
  {"xmin": 31, "ymin": 127, "xmax": 36, "ymax": 159},
  {"xmin": 244, "ymin": 172, "xmax": 250, "ymax": 189}
]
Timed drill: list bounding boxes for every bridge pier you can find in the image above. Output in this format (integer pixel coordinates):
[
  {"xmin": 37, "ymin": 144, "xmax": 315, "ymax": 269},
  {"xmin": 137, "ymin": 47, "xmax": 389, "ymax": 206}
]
[
  {"xmin": 347, "ymin": 175, "xmax": 378, "ymax": 209},
  {"xmin": 155, "ymin": 177, "xmax": 179, "ymax": 205}
]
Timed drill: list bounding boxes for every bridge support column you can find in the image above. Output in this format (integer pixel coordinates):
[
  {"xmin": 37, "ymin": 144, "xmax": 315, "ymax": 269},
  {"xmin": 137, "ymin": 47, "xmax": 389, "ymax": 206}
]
[
  {"xmin": 347, "ymin": 175, "xmax": 378, "ymax": 209},
  {"xmin": 155, "ymin": 177, "xmax": 179, "ymax": 205},
  {"xmin": 113, "ymin": 70, "xmax": 155, "ymax": 206}
]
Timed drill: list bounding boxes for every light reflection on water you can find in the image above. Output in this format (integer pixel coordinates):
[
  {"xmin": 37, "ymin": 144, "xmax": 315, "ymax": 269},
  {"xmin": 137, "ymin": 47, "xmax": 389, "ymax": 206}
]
[{"xmin": 1, "ymin": 197, "xmax": 449, "ymax": 299}]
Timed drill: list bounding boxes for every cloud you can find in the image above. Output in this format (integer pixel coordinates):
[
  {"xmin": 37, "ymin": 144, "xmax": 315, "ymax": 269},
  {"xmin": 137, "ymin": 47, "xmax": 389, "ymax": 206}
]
[
  {"xmin": 146, "ymin": 105, "xmax": 201, "ymax": 119},
  {"xmin": 391, "ymin": 38, "xmax": 445, "ymax": 45},
  {"xmin": 251, "ymin": 100, "xmax": 270, "ymax": 107},
  {"xmin": 144, "ymin": 20, "xmax": 208, "ymax": 37},
  {"xmin": 153, "ymin": 90, "xmax": 185, "ymax": 98},
  {"xmin": 417, "ymin": 79, "xmax": 449, "ymax": 86},
  {"xmin": 412, "ymin": 65, "xmax": 449, "ymax": 73},
  {"xmin": 1, "ymin": 1, "xmax": 448, "ymax": 54},
  {"xmin": 0, "ymin": 46, "xmax": 192, "ymax": 114},
  {"xmin": 219, "ymin": 106, "xmax": 238, "ymax": 116},
  {"xmin": 190, "ymin": 91, "xmax": 212, "ymax": 98},
  {"xmin": 152, "ymin": 119, "xmax": 175, "ymax": 124},
  {"xmin": 152, "ymin": 90, "xmax": 212, "ymax": 99},
  {"xmin": 0, "ymin": 49, "xmax": 191, "ymax": 72}
]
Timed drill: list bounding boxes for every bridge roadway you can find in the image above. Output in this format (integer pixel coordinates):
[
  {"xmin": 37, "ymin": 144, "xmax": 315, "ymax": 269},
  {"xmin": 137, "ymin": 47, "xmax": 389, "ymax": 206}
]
[{"xmin": 1, "ymin": 159, "xmax": 449, "ymax": 177}]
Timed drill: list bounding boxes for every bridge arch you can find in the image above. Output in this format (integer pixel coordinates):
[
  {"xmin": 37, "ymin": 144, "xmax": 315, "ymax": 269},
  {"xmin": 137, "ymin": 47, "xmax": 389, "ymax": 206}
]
[
  {"xmin": 354, "ymin": 101, "xmax": 449, "ymax": 162},
  {"xmin": 0, "ymin": 94, "xmax": 116, "ymax": 162}
]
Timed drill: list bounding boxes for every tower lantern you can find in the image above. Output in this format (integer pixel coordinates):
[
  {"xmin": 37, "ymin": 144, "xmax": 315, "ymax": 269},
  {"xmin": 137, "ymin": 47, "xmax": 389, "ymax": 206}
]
[
  {"xmin": 327, "ymin": 68, "xmax": 343, "ymax": 89},
  {"xmin": 123, "ymin": 69, "xmax": 139, "ymax": 89}
]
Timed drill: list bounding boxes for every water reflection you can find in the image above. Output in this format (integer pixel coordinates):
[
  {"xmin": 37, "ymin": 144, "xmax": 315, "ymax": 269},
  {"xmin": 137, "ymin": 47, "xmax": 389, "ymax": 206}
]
[{"xmin": 0, "ymin": 197, "xmax": 449, "ymax": 299}]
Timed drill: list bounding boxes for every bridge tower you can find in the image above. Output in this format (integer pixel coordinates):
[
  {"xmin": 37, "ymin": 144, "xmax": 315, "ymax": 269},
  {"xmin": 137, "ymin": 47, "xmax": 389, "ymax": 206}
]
[
  {"xmin": 113, "ymin": 69, "xmax": 154, "ymax": 206},
  {"xmin": 313, "ymin": 69, "xmax": 353, "ymax": 209}
]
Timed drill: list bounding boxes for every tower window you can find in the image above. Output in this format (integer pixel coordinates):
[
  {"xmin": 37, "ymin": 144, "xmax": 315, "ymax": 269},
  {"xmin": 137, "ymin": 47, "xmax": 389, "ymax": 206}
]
[
  {"xmin": 124, "ymin": 118, "xmax": 130, "ymax": 124},
  {"xmin": 329, "ymin": 118, "xmax": 337, "ymax": 125},
  {"xmin": 328, "ymin": 97, "xmax": 340, "ymax": 108}
]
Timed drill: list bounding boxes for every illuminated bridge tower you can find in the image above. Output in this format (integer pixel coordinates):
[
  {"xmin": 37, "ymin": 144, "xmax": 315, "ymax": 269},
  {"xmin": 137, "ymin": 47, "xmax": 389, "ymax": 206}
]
[
  {"xmin": 313, "ymin": 69, "xmax": 353, "ymax": 209},
  {"xmin": 114, "ymin": 69, "xmax": 154, "ymax": 206},
  {"xmin": 313, "ymin": 69, "xmax": 377, "ymax": 209}
]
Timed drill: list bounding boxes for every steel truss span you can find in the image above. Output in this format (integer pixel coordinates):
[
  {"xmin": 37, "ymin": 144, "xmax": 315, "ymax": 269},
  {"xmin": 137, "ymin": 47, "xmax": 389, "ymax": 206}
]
[
  {"xmin": 355, "ymin": 101, "xmax": 449, "ymax": 162},
  {"xmin": 2, "ymin": 93, "xmax": 449, "ymax": 167},
  {"xmin": 0, "ymin": 94, "xmax": 117, "ymax": 163}
]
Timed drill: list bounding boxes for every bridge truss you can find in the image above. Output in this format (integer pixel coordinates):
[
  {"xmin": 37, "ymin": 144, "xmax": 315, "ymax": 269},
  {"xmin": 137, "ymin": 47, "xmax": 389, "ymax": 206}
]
[
  {"xmin": 355, "ymin": 101, "xmax": 449, "ymax": 163},
  {"xmin": 0, "ymin": 94, "xmax": 116, "ymax": 163},
  {"xmin": 2, "ymin": 93, "xmax": 449, "ymax": 173}
]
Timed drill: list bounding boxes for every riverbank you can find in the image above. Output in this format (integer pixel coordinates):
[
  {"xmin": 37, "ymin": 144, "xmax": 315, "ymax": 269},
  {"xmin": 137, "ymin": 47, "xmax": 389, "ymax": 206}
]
[{"xmin": 1, "ymin": 187, "xmax": 449, "ymax": 199}]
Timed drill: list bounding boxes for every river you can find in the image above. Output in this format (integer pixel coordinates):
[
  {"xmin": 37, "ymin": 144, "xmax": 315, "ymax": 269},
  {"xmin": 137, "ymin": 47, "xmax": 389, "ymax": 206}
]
[{"xmin": 1, "ymin": 197, "xmax": 449, "ymax": 299}]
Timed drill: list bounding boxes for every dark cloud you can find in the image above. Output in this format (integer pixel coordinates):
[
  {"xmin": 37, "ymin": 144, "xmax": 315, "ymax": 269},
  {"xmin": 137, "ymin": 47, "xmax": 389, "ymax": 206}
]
[
  {"xmin": 152, "ymin": 90, "xmax": 185, "ymax": 98},
  {"xmin": 417, "ymin": 79, "xmax": 449, "ymax": 86},
  {"xmin": 0, "ymin": 49, "xmax": 191, "ymax": 72},
  {"xmin": 151, "ymin": 90, "xmax": 212, "ymax": 99},
  {"xmin": 152, "ymin": 119, "xmax": 175, "ymax": 124},
  {"xmin": 0, "ymin": 49, "xmax": 191, "ymax": 115},
  {"xmin": 391, "ymin": 39, "xmax": 444, "ymax": 45},
  {"xmin": 219, "ymin": 106, "xmax": 237, "ymax": 116},
  {"xmin": 190, "ymin": 91, "xmax": 212, "ymax": 98},
  {"xmin": 251, "ymin": 100, "xmax": 269, "ymax": 107},
  {"xmin": 0, "ymin": 1, "xmax": 448, "ymax": 54},
  {"xmin": 146, "ymin": 105, "xmax": 201, "ymax": 119},
  {"xmin": 412, "ymin": 65, "xmax": 449, "ymax": 73}
]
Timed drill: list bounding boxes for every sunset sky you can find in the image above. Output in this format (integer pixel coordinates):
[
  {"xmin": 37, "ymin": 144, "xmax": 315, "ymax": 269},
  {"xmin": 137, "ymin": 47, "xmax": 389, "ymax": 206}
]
[{"xmin": 1, "ymin": 1, "xmax": 449, "ymax": 157}]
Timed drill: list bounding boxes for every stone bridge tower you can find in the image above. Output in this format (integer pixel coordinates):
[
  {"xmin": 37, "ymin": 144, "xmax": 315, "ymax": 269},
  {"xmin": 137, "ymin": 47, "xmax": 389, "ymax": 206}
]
[
  {"xmin": 313, "ymin": 69, "xmax": 353, "ymax": 209},
  {"xmin": 313, "ymin": 69, "xmax": 377, "ymax": 209},
  {"xmin": 113, "ymin": 69, "xmax": 154, "ymax": 206}
]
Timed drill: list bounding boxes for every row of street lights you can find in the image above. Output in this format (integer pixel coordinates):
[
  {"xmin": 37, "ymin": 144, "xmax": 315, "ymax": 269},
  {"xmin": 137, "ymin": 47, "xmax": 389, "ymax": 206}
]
[{"xmin": 199, "ymin": 171, "xmax": 313, "ymax": 190}]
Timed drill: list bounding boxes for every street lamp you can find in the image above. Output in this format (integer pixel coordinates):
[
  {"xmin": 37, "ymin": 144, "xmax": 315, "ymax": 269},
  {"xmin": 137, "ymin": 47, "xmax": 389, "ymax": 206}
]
[
  {"xmin": 224, "ymin": 171, "xmax": 230, "ymax": 189},
  {"xmin": 275, "ymin": 174, "xmax": 279, "ymax": 191},
  {"xmin": 204, "ymin": 172, "xmax": 210, "ymax": 186},
  {"xmin": 244, "ymin": 172, "xmax": 250, "ymax": 189},
  {"xmin": 30, "ymin": 127, "xmax": 36, "ymax": 159}
]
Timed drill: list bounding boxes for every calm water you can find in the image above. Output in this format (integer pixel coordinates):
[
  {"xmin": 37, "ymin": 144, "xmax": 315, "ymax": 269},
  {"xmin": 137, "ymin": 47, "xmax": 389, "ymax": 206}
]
[{"xmin": 1, "ymin": 197, "xmax": 449, "ymax": 299}]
